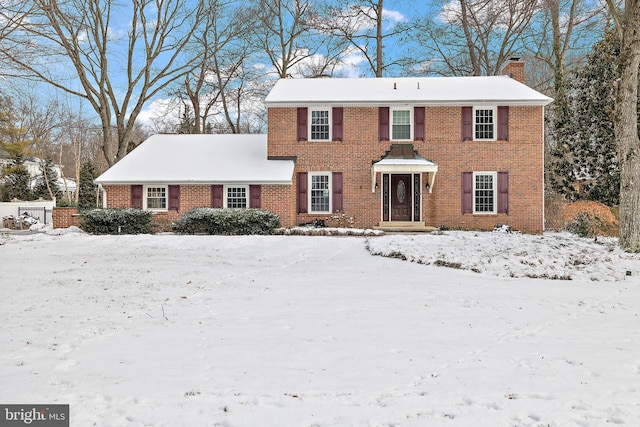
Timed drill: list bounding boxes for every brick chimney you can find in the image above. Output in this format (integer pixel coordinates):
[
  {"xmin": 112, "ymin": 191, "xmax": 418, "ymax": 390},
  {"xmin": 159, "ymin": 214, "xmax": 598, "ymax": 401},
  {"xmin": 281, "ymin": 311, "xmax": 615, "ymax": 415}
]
[{"xmin": 502, "ymin": 56, "xmax": 524, "ymax": 83}]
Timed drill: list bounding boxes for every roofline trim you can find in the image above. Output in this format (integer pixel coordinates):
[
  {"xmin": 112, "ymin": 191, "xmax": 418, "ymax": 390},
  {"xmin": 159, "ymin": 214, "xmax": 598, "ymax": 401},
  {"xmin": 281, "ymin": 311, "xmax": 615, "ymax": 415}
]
[
  {"xmin": 94, "ymin": 180, "xmax": 294, "ymax": 186},
  {"xmin": 264, "ymin": 100, "xmax": 553, "ymax": 108}
]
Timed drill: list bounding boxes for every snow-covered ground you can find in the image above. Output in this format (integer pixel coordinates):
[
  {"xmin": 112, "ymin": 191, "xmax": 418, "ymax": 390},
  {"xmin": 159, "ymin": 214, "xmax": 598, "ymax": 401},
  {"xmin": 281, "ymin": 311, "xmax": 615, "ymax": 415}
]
[{"xmin": 1, "ymin": 228, "xmax": 640, "ymax": 426}]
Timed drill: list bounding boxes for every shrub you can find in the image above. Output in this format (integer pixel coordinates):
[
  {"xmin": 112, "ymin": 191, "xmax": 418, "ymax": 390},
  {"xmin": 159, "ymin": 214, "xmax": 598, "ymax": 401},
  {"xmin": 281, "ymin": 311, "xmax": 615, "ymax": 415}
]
[
  {"xmin": 56, "ymin": 198, "xmax": 77, "ymax": 208},
  {"xmin": 171, "ymin": 208, "xmax": 281, "ymax": 235},
  {"xmin": 563, "ymin": 200, "xmax": 618, "ymax": 237},
  {"xmin": 79, "ymin": 208, "xmax": 155, "ymax": 234}
]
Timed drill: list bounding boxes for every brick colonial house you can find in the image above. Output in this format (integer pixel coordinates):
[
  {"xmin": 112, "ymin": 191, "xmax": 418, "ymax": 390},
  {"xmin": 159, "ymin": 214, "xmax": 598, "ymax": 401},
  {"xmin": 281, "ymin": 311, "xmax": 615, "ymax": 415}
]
[{"xmin": 95, "ymin": 59, "xmax": 552, "ymax": 232}]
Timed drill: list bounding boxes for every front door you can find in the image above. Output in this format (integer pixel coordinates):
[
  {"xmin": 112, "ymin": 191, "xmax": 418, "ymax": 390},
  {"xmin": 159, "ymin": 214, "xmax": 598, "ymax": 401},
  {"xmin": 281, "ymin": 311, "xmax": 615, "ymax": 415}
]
[{"xmin": 391, "ymin": 174, "xmax": 411, "ymax": 221}]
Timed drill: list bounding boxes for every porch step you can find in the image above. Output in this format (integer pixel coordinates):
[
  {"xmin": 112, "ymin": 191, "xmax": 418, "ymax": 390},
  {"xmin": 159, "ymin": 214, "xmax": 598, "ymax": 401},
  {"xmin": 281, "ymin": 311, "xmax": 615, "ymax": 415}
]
[{"xmin": 374, "ymin": 221, "xmax": 439, "ymax": 233}]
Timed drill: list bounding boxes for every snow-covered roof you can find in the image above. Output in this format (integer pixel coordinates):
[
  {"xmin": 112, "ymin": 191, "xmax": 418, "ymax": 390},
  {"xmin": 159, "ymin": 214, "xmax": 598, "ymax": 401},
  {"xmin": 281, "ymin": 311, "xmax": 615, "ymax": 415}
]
[
  {"xmin": 264, "ymin": 76, "xmax": 553, "ymax": 107},
  {"xmin": 95, "ymin": 134, "xmax": 294, "ymax": 185}
]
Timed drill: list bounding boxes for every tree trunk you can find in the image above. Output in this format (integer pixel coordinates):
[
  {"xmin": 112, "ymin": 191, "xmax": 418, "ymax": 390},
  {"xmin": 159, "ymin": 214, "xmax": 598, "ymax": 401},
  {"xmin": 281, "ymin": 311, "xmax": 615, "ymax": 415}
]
[
  {"xmin": 459, "ymin": 0, "xmax": 481, "ymax": 76},
  {"xmin": 375, "ymin": 0, "xmax": 383, "ymax": 77},
  {"xmin": 615, "ymin": 0, "xmax": 640, "ymax": 252}
]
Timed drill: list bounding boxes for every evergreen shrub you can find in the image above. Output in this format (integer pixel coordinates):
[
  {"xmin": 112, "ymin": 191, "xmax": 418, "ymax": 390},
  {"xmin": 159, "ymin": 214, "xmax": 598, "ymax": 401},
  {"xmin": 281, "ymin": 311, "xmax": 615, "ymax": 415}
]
[
  {"xmin": 79, "ymin": 208, "xmax": 155, "ymax": 234},
  {"xmin": 171, "ymin": 208, "xmax": 280, "ymax": 235}
]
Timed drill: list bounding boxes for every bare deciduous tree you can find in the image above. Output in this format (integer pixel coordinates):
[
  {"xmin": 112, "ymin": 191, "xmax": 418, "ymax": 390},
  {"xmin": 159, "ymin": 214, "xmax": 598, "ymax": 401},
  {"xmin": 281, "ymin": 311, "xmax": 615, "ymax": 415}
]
[
  {"xmin": 253, "ymin": 0, "xmax": 315, "ymax": 78},
  {"xmin": 528, "ymin": 0, "xmax": 605, "ymax": 99},
  {"xmin": 177, "ymin": 0, "xmax": 260, "ymax": 133},
  {"xmin": 318, "ymin": 0, "xmax": 411, "ymax": 77},
  {"xmin": 0, "ymin": 0, "xmax": 31, "ymax": 62},
  {"xmin": 416, "ymin": 0, "xmax": 539, "ymax": 76},
  {"xmin": 252, "ymin": 0, "xmax": 347, "ymax": 78},
  {"xmin": 2, "ymin": 0, "xmax": 204, "ymax": 166}
]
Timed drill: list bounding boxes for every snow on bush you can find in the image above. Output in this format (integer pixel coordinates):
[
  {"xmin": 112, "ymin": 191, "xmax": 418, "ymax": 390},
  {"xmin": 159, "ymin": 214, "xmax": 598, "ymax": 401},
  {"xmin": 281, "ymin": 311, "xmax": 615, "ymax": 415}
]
[
  {"xmin": 171, "ymin": 208, "xmax": 281, "ymax": 235},
  {"xmin": 79, "ymin": 208, "xmax": 155, "ymax": 234},
  {"xmin": 366, "ymin": 230, "xmax": 638, "ymax": 281},
  {"xmin": 274, "ymin": 226, "xmax": 384, "ymax": 236}
]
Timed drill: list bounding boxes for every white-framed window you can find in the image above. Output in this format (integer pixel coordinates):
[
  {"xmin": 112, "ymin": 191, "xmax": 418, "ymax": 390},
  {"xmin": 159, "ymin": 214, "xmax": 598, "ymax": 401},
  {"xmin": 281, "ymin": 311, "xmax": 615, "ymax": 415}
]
[
  {"xmin": 144, "ymin": 185, "xmax": 168, "ymax": 210},
  {"xmin": 309, "ymin": 108, "xmax": 331, "ymax": 141},
  {"xmin": 225, "ymin": 185, "xmax": 248, "ymax": 208},
  {"xmin": 474, "ymin": 107, "xmax": 496, "ymax": 140},
  {"xmin": 309, "ymin": 172, "xmax": 331, "ymax": 213},
  {"xmin": 473, "ymin": 172, "xmax": 497, "ymax": 214},
  {"xmin": 391, "ymin": 107, "xmax": 412, "ymax": 140}
]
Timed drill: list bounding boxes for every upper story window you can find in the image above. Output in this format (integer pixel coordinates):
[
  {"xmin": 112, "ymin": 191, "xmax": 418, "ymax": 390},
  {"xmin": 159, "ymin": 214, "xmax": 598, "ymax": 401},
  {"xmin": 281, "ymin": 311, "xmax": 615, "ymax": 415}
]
[
  {"xmin": 225, "ymin": 185, "xmax": 248, "ymax": 208},
  {"xmin": 144, "ymin": 185, "xmax": 167, "ymax": 210},
  {"xmin": 310, "ymin": 109, "xmax": 331, "ymax": 141},
  {"xmin": 474, "ymin": 107, "xmax": 496, "ymax": 140},
  {"xmin": 462, "ymin": 106, "xmax": 508, "ymax": 141},
  {"xmin": 391, "ymin": 108, "xmax": 412, "ymax": 140}
]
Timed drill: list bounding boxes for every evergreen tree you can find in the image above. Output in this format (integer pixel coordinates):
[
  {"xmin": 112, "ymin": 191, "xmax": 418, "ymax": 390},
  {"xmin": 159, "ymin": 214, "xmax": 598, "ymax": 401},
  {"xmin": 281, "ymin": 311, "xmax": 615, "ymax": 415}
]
[
  {"xmin": 0, "ymin": 163, "xmax": 32, "ymax": 201},
  {"xmin": 550, "ymin": 30, "xmax": 638, "ymax": 206},
  {"xmin": 32, "ymin": 159, "xmax": 60, "ymax": 200},
  {"xmin": 78, "ymin": 161, "xmax": 99, "ymax": 209},
  {"xmin": 1, "ymin": 95, "xmax": 35, "ymax": 201}
]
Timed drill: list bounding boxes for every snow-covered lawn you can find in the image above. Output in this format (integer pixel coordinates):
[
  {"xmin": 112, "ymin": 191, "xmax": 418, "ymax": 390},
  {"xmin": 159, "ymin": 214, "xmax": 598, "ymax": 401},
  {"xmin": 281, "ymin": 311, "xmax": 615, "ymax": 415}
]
[{"xmin": 1, "ymin": 229, "xmax": 640, "ymax": 426}]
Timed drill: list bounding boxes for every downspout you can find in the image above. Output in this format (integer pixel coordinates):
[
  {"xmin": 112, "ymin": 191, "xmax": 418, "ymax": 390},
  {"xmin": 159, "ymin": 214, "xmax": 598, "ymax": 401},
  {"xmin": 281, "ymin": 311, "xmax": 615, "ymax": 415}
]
[
  {"xmin": 542, "ymin": 106, "xmax": 546, "ymax": 232},
  {"xmin": 98, "ymin": 184, "xmax": 107, "ymax": 208}
]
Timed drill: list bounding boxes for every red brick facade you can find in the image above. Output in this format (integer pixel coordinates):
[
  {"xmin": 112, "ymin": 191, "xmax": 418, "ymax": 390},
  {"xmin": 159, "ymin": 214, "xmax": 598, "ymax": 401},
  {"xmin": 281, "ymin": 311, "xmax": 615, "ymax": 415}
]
[
  {"xmin": 267, "ymin": 104, "xmax": 544, "ymax": 233},
  {"xmin": 102, "ymin": 184, "xmax": 296, "ymax": 231},
  {"xmin": 95, "ymin": 65, "xmax": 547, "ymax": 233},
  {"xmin": 99, "ymin": 100, "xmax": 545, "ymax": 233}
]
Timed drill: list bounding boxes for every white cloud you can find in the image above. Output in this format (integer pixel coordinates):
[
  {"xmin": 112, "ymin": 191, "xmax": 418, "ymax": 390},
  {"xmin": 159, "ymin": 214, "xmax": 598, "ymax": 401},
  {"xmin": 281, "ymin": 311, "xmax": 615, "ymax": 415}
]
[
  {"xmin": 383, "ymin": 9, "xmax": 406, "ymax": 24},
  {"xmin": 137, "ymin": 98, "xmax": 178, "ymax": 129}
]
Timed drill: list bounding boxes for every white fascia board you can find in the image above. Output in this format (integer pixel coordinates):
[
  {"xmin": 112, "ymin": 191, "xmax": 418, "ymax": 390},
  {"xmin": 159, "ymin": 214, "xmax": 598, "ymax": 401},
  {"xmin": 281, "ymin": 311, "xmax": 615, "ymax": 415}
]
[
  {"xmin": 95, "ymin": 180, "xmax": 293, "ymax": 185},
  {"xmin": 265, "ymin": 99, "xmax": 552, "ymax": 108}
]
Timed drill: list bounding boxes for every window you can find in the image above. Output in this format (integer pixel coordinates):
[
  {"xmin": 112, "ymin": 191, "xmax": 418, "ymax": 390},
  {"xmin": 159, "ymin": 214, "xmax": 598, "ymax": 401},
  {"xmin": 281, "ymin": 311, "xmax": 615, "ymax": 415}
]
[
  {"xmin": 297, "ymin": 172, "xmax": 342, "ymax": 214},
  {"xmin": 310, "ymin": 109, "xmax": 331, "ymax": 141},
  {"xmin": 225, "ymin": 185, "xmax": 248, "ymax": 208},
  {"xmin": 474, "ymin": 107, "xmax": 496, "ymax": 140},
  {"xmin": 473, "ymin": 172, "xmax": 497, "ymax": 213},
  {"xmin": 391, "ymin": 108, "xmax": 411, "ymax": 140},
  {"xmin": 145, "ymin": 185, "xmax": 167, "ymax": 210},
  {"xmin": 309, "ymin": 172, "xmax": 331, "ymax": 213}
]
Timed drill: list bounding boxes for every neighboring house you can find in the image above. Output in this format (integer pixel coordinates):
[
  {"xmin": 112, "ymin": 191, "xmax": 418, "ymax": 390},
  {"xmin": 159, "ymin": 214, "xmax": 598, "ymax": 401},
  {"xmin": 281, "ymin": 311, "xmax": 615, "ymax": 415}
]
[
  {"xmin": 95, "ymin": 59, "xmax": 552, "ymax": 232},
  {"xmin": 0, "ymin": 157, "xmax": 76, "ymax": 199}
]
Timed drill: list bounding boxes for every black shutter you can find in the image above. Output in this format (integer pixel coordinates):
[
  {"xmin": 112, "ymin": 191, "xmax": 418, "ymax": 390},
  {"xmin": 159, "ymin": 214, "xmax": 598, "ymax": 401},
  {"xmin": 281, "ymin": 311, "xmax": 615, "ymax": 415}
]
[
  {"xmin": 332, "ymin": 172, "xmax": 343, "ymax": 212},
  {"xmin": 414, "ymin": 107, "xmax": 425, "ymax": 141},
  {"xmin": 168, "ymin": 185, "xmax": 180, "ymax": 211},
  {"xmin": 249, "ymin": 185, "xmax": 261, "ymax": 208},
  {"xmin": 131, "ymin": 185, "xmax": 143, "ymax": 209},
  {"xmin": 332, "ymin": 107, "xmax": 343, "ymax": 141},
  {"xmin": 379, "ymin": 107, "xmax": 389, "ymax": 141},
  {"xmin": 297, "ymin": 172, "xmax": 308, "ymax": 213},
  {"xmin": 297, "ymin": 107, "xmax": 308, "ymax": 141},
  {"xmin": 461, "ymin": 172, "xmax": 473, "ymax": 213},
  {"xmin": 211, "ymin": 185, "xmax": 223, "ymax": 208},
  {"xmin": 461, "ymin": 107, "xmax": 473, "ymax": 141}
]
